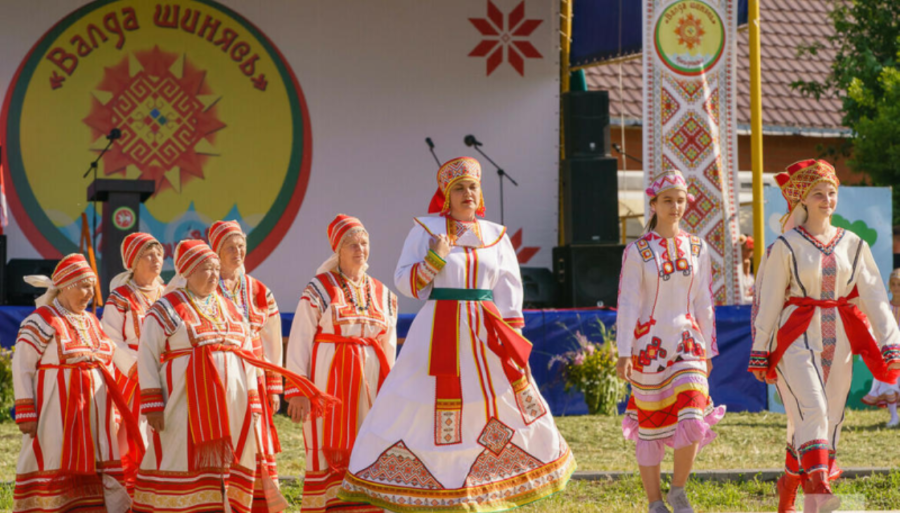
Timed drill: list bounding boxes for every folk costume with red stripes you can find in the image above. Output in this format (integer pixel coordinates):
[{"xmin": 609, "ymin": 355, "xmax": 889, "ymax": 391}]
[
  {"xmin": 101, "ymin": 233, "xmax": 166, "ymax": 468},
  {"xmin": 211, "ymin": 220, "xmax": 286, "ymax": 512},
  {"xmin": 12, "ymin": 254, "xmax": 141, "ymax": 513},
  {"xmin": 286, "ymin": 215, "xmax": 397, "ymax": 513},
  {"xmin": 750, "ymin": 160, "xmax": 900, "ymax": 510},
  {"xmin": 341, "ymin": 158, "xmax": 574, "ymax": 512},
  {"xmin": 616, "ymin": 170, "xmax": 724, "ymax": 467},
  {"xmin": 133, "ymin": 241, "xmax": 332, "ymax": 513}
]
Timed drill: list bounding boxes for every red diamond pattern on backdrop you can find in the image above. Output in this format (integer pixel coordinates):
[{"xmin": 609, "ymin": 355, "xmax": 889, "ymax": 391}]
[
  {"xmin": 703, "ymin": 89, "xmax": 720, "ymax": 123},
  {"xmin": 468, "ymin": 1, "xmax": 543, "ymax": 76},
  {"xmin": 703, "ymin": 158, "xmax": 723, "ymax": 188},
  {"xmin": 665, "ymin": 75, "xmax": 712, "ymax": 104},
  {"xmin": 83, "ymin": 46, "xmax": 225, "ymax": 196},
  {"xmin": 707, "ymin": 219, "xmax": 726, "ymax": 258},
  {"xmin": 682, "ymin": 178, "xmax": 719, "ymax": 233},
  {"xmin": 665, "ymin": 112, "xmax": 715, "ymax": 168},
  {"xmin": 661, "ymin": 88, "xmax": 680, "ymax": 126}
]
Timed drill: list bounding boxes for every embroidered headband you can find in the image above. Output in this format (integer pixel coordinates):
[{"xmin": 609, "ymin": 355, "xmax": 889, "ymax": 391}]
[{"xmin": 646, "ymin": 170, "xmax": 695, "ymax": 203}]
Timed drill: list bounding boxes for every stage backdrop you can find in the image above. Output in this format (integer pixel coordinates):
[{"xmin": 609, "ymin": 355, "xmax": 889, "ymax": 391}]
[
  {"xmin": 642, "ymin": 0, "xmax": 744, "ymax": 305},
  {"xmin": 0, "ymin": 0, "xmax": 560, "ymax": 313},
  {"xmin": 763, "ymin": 185, "xmax": 894, "ymax": 411}
]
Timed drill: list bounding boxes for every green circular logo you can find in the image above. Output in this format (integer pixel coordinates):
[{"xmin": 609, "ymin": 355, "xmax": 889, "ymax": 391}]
[
  {"xmin": 654, "ymin": 0, "xmax": 725, "ymax": 77},
  {"xmin": 113, "ymin": 206, "xmax": 136, "ymax": 230}
]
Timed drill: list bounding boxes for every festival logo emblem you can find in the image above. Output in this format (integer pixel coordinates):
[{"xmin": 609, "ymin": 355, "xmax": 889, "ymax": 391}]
[
  {"xmin": 654, "ymin": 0, "xmax": 725, "ymax": 77},
  {"xmin": 2, "ymin": 0, "xmax": 312, "ymax": 271},
  {"xmin": 113, "ymin": 206, "xmax": 136, "ymax": 230}
]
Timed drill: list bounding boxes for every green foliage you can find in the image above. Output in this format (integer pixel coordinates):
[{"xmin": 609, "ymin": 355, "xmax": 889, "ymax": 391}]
[
  {"xmin": 791, "ymin": 0, "xmax": 900, "ymax": 222},
  {"xmin": 547, "ymin": 321, "xmax": 629, "ymax": 415},
  {"xmin": 0, "ymin": 349, "xmax": 13, "ymax": 423}
]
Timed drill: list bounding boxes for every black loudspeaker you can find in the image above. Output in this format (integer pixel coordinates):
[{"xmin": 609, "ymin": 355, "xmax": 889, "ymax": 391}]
[
  {"xmin": 520, "ymin": 267, "xmax": 557, "ymax": 309},
  {"xmin": 553, "ymin": 245, "xmax": 625, "ymax": 308},
  {"xmin": 6, "ymin": 259, "xmax": 60, "ymax": 306},
  {"xmin": 0, "ymin": 235, "xmax": 6, "ymax": 305},
  {"xmin": 562, "ymin": 157, "xmax": 620, "ymax": 245},
  {"xmin": 562, "ymin": 91, "xmax": 610, "ymax": 158}
]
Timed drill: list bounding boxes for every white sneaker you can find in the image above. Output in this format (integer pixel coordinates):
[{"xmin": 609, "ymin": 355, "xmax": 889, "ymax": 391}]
[
  {"xmin": 666, "ymin": 488, "xmax": 694, "ymax": 513},
  {"xmin": 649, "ymin": 500, "xmax": 672, "ymax": 513},
  {"xmin": 887, "ymin": 418, "xmax": 900, "ymax": 427}
]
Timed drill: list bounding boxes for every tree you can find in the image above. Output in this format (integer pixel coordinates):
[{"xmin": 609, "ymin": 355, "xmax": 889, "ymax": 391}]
[{"xmin": 791, "ymin": 0, "xmax": 900, "ymax": 222}]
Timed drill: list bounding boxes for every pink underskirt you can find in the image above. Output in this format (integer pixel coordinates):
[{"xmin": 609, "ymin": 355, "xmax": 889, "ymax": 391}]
[{"xmin": 622, "ymin": 405, "xmax": 726, "ymax": 467}]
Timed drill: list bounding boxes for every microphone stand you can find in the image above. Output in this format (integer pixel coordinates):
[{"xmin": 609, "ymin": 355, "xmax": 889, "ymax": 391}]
[
  {"xmin": 470, "ymin": 144, "xmax": 518, "ymax": 225},
  {"xmin": 83, "ymin": 131, "xmax": 119, "ymax": 255}
]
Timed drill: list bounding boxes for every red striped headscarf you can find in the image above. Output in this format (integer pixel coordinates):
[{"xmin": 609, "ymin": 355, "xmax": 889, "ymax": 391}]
[
  {"xmin": 23, "ymin": 254, "xmax": 95, "ymax": 307},
  {"xmin": 208, "ymin": 220, "xmax": 244, "ymax": 255},
  {"xmin": 317, "ymin": 215, "xmax": 368, "ymax": 275},
  {"xmin": 175, "ymin": 240, "xmax": 217, "ymax": 277},
  {"xmin": 121, "ymin": 232, "xmax": 160, "ymax": 271}
]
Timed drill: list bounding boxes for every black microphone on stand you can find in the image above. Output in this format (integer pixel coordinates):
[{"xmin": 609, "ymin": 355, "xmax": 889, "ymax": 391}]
[
  {"xmin": 83, "ymin": 127, "xmax": 122, "ymax": 255},
  {"xmin": 425, "ymin": 137, "xmax": 441, "ymax": 167},
  {"xmin": 463, "ymin": 134, "xmax": 518, "ymax": 225}
]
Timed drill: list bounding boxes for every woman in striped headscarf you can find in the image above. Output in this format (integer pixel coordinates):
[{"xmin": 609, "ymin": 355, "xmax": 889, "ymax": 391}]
[{"xmin": 13, "ymin": 254, "xmax": 142, "ymax": 513}]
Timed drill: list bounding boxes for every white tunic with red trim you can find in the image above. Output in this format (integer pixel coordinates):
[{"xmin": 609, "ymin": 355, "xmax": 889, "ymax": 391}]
[
  {"xmin": 285, "ymin": 271, "xmax": 397, "ymax": 513},
  {"xmin": 341, "ymin": 216, "xmax": 574, "ymax": 513},
  {"xmin": 133, "ymin": 290, "xmax": 261, "ymax": 513},
  {"xmin": 12, "ymin": 302, "xmax": 136, "ymax": 513}
]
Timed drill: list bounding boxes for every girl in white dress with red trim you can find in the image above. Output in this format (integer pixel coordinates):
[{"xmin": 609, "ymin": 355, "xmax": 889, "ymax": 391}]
[
  {"xmin": 340, "ymin": 157, "xmax": 574, "ymax": 512},
  {"xmin": 616, "ymin": 170, "xmax": 723, "ymax": 513},
  {"xmin": 862, "ymin": 269, "xmax": 900, "ymax": 426}
]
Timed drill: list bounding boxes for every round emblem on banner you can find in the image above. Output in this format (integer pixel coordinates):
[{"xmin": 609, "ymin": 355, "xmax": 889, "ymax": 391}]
[
  {"xmin": 2, "ymin": 0, "xmax": 312, "ymax": 272},
  {"xmin": 113, "ymin": 206, "xmax": 136, "ymax": 230},
  {"xmin": 654, "ymin": 0, "xmax": 726, "ymax": 77}
]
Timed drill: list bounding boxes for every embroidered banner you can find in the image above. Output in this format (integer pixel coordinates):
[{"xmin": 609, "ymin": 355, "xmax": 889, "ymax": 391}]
[{"xmin": 642, "ymin": 0, "xmax": 743, "ymax": 304}]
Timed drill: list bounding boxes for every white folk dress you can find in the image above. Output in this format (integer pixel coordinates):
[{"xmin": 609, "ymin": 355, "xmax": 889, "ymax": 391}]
[
  {"xmin": 616, "ymin": 230, "xmax": 724, "ymax": 467},
  {"xmin": 751, "ymin": 227, "xmax": 900, "ymax": 479},
  {"xmin": 101, "ymin": 280, "xmax": 165, "ymax": 454},
  {"xmin": 341, "ymin": 216, "xmax": 575, "ymax": 512},
  {"xmin": 13, "ymin": 300, "xmax": 138, "ymax": 513},
  {"xmin": 218, "ymin": 273, "xmax": 284, "ymax": 512},
  {"xmin": 133, "ymin": 290, "xmax": 261, "ymax": 513},
  {"xmin": 286, "ymin": 270, "xmax": 397, "ymax": 513},
  {"xmin": 863, "ymin": 304, "xmax": 900, "ymax": 408}
]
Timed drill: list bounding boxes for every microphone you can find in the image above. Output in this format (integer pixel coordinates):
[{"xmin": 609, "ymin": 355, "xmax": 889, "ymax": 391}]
[
  {"xmin": 426, "ymin": 137, "xmax": 434, "ymax": 149},
  {"xmin": 107, "ymin": 128, "xmax": 122, "ymax": 141},
  {"xmin": 464, "ymin": 134, "xmax": 482, "ymax": 147},
  {"xmin": 425, "ymin": 136, "xmax": 440, "ymax": 167}
]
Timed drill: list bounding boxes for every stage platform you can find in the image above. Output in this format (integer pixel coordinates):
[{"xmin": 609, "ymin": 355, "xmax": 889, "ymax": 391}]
[{"xmin": 0, "ymin": 305, "xmax": 764, "ymax": 416}]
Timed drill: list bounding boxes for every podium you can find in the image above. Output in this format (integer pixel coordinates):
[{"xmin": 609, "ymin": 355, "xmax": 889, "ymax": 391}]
[{"xmin": 87, "ymin": 179, "xmax": 155, "ymax": 297}]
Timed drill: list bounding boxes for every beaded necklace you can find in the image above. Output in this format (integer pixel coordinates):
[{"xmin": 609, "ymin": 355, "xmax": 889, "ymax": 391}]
[
  {"xmin": 337, "ymin": 269, "xmax": 372, "ymax": 313},
  {"xmin": 185, "ymin": 288, "xmax": 226, "ymax": 327},
  {"xmin": 219, "ymin": 273, "xmax": 250, "ymax": 323},
  {"xmin": 55, "ymin": 298, "xmax": 96, "ymax": 348},
  {"xmin": 130, "ymin": 280, "xmax": 161, "ymax": 311}
]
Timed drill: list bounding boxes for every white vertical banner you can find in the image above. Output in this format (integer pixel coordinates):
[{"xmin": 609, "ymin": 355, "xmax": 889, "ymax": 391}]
[{"xmin": 642, "ymin": 0, "xmax": 743, "ymax": 304}]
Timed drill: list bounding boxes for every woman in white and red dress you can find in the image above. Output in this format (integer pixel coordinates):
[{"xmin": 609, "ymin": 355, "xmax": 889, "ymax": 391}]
[
  {"xmin": 616, "ymin": 170, "xmax": 723, "ymax": 513},
  {"xmin": 210, "ymin": 220, "xmax": 285, "ymax": 512},
  {"xmin": 341, "ymin": 157, "xmax": 574, "ymax": 512},
  {"xmin": 751, "ymin": 160, "xmax": 900, "ymax": 512},
  {"xmin": 285, "ymin": 214, "xmax": 397, "ymax": 513},
  {"xmin": 101, "ymin": 232, "xmax": 165, "ymax": 470},
  {"xmin": 133, "ymin": 240, "xmax": 332, "ymax": 513},
  {"xmin": 13, "ymin": 254, "xmax": 142, "ymax": 513}
]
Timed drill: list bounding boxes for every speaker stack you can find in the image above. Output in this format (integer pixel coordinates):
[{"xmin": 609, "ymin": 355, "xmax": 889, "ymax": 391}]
[{"xmin": 554, "ymin": 91, "xmax": 625, "ymax": 308}]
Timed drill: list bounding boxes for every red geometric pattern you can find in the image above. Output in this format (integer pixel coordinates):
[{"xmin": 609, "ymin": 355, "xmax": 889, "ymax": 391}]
[
  {"xmin": 83, "ymin": 46, "xmax": 225, "ymax": 196},
  {"xmin": 676, "ymin": 331, "xmax": 706, "ymax": 358},
  {"xmin": 661, "ymin": 88, "xmax": 680, "ymax": 126},
  {"xmin": 477, "ymin": 418, "xmax": 514, "ymax": 455},
  {"xmin": 665, "ymin": 111, "xmax": 715, "ymax": 168},
  {"xmin": 682, "ymin": 178, "xmax": 720, "ymax": 233},
  {"xmin": 665, "ymin": 75, "xmax": 711, "ymax": 104},
  {"xmin": 706, "ymin": 220, "xmax": 726, "ymax": 257},
  {"xmin": 627, "ymin": 388, "xmax": 709, "ymax": 431},
  {"xmin": 703, "ymin": 89, "xmax": 720, "ymax": 125},
  {"xmin": 357, "ymin": 441, "xmax": 445, "ymax": 490},
  {"xmin": 703, "ymin": 158, "xmax": 723, "ymax": 188},
  {"xmin": 637, "ymin": 337, "xmax": 668, "ymax": 368},
  {"xmin": 468, "ymin": 1, "xmax": 544, "ymax": 76},
  {"xmin": 464, "ymin": 441, "xmax": 542, "ymax": 487}
]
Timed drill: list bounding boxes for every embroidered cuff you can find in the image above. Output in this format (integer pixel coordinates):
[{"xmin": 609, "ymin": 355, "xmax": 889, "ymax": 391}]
[
  {"xmin": 882, "ymin": 344, "xmax": 900, "ymax": 363},
  {"xmin": 140, "ymin": 388, "xmax": 165, "ymax": 414},
  {"xmin": 284, "ymin": 386, "xmax": 305, "ymax": 400},
  {"xmin": 14, "ymin": 399, "xmax": 36, "ymax": 424},
  {"xmin": 425, "ymin": 250, "xmax": 446, "ymax": 272},
  {"xmin": 748, "ymin": 351, "xmax": 769, "ymax": 372},
  {"xmin": 266, "ymin": 372, "xmax": 284, "ymax": 394},
  {"xmin": 504, "ymin": 317, "xmax": 525, "ymax": 329},
  {"xmin": 249, "ymin": 390, "xmax": 263, "ymax": 415}
]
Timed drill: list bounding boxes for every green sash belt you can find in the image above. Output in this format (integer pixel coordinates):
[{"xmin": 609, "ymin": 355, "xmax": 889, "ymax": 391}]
[{"xmin": 429, "ymin": 288, "xmax": 493, "ymax": 301}]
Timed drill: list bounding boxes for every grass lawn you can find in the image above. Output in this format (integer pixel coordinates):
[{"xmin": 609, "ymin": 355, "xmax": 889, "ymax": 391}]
[{"xmin": 1, "ymin": 409, "xmax": 899, "ymax": 511}]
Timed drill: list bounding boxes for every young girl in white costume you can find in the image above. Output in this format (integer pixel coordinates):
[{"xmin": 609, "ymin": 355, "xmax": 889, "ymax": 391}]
[
  {"xmin": 751, "ymin": 159, "xmax": 900, "ymax": 513},
  {"xmin": 616, "ymin": 169, "xmax": 724, "ymax": 513},
  {"xmin": 340, "ymin": 157, "xmax": 574, "ymax": 512},
  {"xmin": 861, "ymin": 268, "xmax": 900, "ymax": 426}
]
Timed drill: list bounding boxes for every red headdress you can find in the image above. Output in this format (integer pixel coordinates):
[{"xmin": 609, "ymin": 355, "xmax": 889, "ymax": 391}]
[{"xmin": 427, "ymin": 157, "xmax": 485, "ymax": 217}]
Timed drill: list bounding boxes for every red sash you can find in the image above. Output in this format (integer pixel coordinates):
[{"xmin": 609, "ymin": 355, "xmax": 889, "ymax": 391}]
[
  {"xmin": 162, "ymin": 344, "xmax": 338, "ymax": 469},
  {"xmin": 767, "ymin": 287, "xmax": 900, "ymax": 384},
  {"xmin": 39, "ymin": 361, "xmax": 145, "ymax": 486},
  {"xmin": 314, "ymin": 332, "xmax": 391, "ymax": 473}
]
